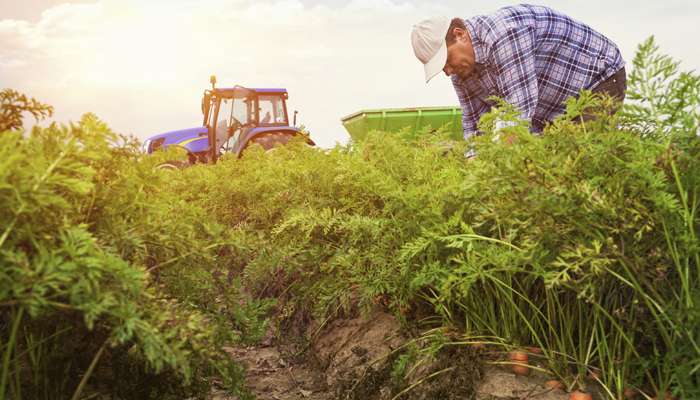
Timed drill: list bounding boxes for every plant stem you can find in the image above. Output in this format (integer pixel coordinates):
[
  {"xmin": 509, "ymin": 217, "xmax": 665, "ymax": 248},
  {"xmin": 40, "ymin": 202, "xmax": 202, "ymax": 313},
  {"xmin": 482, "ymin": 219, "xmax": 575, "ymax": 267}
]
[
  {"xmin": 70, "ymin": 339, "xmax": 108, "ymax": 400},
  {"xmin": 0, "ymin": 307, "xmax": 24, "ymax": 400}
]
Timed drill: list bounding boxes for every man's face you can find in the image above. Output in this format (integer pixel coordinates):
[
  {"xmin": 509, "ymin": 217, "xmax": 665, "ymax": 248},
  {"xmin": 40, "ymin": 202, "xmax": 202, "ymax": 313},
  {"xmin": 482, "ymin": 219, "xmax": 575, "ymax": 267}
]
[{"xmin": 443, "ymin": 28, "xmax": 476, "ymax": 80}]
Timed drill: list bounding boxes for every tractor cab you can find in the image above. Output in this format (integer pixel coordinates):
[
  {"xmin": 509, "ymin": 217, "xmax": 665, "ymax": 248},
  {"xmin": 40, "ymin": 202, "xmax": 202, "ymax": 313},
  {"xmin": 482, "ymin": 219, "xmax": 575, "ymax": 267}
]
[{"xmin": 202, "ymin": 84, "xmax": 293, "ymax": 161}]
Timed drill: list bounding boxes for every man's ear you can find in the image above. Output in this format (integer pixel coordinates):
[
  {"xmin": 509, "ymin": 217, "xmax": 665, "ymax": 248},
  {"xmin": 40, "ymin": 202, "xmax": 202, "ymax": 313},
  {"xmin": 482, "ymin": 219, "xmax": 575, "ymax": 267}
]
[{"xmin": 452, "ymin": 27, "xmax": 467, "ymax": 42}]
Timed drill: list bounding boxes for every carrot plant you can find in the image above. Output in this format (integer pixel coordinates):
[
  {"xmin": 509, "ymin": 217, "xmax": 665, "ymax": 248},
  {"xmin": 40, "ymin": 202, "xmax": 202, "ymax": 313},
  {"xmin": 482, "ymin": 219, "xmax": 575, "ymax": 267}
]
[{"xmin": 0, "ymin": 115, "xmax": 250, "ymax": 399}]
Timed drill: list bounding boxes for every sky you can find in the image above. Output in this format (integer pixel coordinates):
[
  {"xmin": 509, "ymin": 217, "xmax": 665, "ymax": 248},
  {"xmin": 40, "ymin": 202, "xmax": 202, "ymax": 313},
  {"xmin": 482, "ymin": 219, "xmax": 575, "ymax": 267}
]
[{"xmin": 1, "ymin": 0, "xmax": 699, "ymax": 148}]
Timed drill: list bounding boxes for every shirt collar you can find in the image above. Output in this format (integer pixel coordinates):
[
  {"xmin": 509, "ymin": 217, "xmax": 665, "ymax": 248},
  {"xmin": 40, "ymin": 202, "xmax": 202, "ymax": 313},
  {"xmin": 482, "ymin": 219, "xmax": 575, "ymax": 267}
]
[{"xmin": 464, "ymin": 18, "xmax": 487, "ymax": 65}]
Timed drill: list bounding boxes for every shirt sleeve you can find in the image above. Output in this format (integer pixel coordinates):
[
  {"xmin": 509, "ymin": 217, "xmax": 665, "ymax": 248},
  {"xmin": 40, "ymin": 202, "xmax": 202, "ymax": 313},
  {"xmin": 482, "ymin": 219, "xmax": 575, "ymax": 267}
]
[
  {"xmin": 490, "ymin": 25, "xmax": 539, "ymax": 123},
  {"xmin": 451, "ymin": 75, "xmax": 490, "ymax": 140}
]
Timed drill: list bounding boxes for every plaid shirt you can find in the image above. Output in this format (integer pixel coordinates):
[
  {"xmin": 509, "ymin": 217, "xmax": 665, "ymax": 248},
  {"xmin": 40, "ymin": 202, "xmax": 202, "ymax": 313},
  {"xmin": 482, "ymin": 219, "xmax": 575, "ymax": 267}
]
[{"xmin": 453, "ymin": 4, "xmax": 624, "ymax": 138}]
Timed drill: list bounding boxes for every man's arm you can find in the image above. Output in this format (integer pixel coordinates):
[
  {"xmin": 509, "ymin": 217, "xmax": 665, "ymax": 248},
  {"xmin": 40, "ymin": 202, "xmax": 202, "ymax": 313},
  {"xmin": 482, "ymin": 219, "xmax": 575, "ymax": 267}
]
[
  {"xmin": 451, "ymin": 75, "xmax": 490, "ymax": 140},
  {"xmin": 491, "ymin": 25, "xmax": 539, "ymax": 124}
]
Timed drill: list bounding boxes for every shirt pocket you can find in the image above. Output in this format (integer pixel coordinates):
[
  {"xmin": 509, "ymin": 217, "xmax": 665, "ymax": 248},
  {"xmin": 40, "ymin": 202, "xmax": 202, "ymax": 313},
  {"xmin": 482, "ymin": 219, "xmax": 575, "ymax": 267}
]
[{"xmin": 579, "ymin": 51, "xmax": 606, "ymax": 89}]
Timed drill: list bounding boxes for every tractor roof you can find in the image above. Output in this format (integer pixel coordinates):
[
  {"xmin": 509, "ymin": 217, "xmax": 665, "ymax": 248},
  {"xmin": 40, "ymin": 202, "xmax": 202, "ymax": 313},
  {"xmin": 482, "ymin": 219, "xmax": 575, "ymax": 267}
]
[
  {"xmin": 214, "ymin": 87, "xmax": 287, "ymax": 98},
  {"xmin": 250, "ymin": 88, "xmax": 287, "ymax": 94}
]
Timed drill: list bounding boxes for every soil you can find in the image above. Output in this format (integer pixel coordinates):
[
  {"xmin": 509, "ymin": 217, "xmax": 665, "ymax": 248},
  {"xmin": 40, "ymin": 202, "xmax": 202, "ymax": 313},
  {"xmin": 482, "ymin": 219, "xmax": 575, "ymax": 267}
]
[
  {"xmin": 218, "ymin": 345, "xmax": 328, "ymax": 400},
  {"xmin": 211, "ymin": 310, "xmax": 575, "ymax": 400}
]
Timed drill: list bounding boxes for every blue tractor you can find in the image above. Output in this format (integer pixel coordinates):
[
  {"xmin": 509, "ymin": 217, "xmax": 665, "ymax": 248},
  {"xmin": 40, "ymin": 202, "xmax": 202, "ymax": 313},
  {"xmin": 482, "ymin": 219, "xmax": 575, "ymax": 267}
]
[{"xmin": 142, "ymin": 76, "xmax": 314, "ymax": 167}]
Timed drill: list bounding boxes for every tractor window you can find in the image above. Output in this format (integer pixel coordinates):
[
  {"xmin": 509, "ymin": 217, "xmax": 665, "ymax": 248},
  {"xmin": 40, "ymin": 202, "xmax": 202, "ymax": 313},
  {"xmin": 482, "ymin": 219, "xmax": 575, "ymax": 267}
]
[
  {"xmin": 233, "ymin": 99, "xmax": 251, "ymax": 125},
  {"xmin": 216, "ymin": 97, "xmax": 252, "ymax": 153},
  {"xmin": 218, "ymin": 97, "xmax": 251, "ymax": 126},
  {"xmin": 258, "ymin": 95, "xmax": 287, "ymax": 125},
  {"xmin": 214, "ymin": 99, "xmax": 230, "ymax": 151},
  {"xmin": 206, "ymin": 96, "xmax": 218, "ymax": 127}
]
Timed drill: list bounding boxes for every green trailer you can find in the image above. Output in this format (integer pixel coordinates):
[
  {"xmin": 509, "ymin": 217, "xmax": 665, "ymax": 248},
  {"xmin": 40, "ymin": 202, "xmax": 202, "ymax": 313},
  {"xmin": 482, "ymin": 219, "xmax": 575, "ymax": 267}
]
[{"xmin": 340, "ymin": 106, "xmax": 464, "ymax": 142}]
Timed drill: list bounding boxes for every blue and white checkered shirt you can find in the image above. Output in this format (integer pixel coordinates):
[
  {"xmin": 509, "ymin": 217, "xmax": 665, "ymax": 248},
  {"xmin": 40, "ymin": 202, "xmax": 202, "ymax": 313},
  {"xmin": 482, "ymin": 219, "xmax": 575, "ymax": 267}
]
[{"xmin": 453, "ymin": 4, "xmax": 625, "ymax": 138}]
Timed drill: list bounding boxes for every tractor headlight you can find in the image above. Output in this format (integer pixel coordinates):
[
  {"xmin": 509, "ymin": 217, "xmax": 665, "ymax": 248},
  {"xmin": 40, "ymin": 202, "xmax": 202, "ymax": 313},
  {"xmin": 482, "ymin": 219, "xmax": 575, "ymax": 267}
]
[
  {"xmin": 151, "ymin": 138, "xmax": 165, "ymax": 152},
  {"xmin": 142, "ymin": 138, "xmax": 166, "ymax": 153}
]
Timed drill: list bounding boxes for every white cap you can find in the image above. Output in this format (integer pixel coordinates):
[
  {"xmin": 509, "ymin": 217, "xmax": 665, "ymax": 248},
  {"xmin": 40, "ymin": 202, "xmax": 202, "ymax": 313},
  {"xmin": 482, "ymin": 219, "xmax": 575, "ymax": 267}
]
[{"xmin": 411, "ymin": 17, "xmax": 451, "ymax": 83}]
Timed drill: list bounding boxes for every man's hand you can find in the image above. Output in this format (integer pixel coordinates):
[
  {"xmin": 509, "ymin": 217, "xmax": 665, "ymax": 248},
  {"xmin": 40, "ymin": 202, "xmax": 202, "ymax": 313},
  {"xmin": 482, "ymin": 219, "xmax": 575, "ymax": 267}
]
[
  {"xmin": 493, "ymin": 127, "xmax": 519, "ymax": 145},
  {"xmin": 503, "ymin": 133, "xmax": 518, "ymax": 145}
]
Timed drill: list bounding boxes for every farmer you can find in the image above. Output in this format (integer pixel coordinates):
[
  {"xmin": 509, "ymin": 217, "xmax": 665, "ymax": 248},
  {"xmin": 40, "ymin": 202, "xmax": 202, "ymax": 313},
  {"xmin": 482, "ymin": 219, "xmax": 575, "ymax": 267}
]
[{"xmin": 411, "ymin": 4, "xmax": 626, "ymax": 143}]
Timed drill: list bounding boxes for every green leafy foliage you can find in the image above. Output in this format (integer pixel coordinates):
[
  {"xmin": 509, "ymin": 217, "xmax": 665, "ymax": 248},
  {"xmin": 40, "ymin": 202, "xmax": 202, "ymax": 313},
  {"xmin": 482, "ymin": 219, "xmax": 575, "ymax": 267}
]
[
  {"xmin": 622, "ymin": 37, "xmax": 700, "ymax": 139},
  {"xmin": 0, "ymin": 89, "xmax": 53, "ymax": 132},
  {"xmin": 0, "ymin": 116, "xmax": 249, "ymax": 399},
  {"xmin": 164, "ymin": 37, "xmax": 695, "ymax": 398}
]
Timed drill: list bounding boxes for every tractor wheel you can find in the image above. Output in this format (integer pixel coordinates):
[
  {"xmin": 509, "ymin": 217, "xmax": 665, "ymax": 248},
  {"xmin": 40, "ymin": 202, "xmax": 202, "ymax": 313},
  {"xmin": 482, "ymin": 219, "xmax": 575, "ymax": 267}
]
[
  {"xmin": 156, "ymin": 160, "xmax": 190, "ymax": 170},
  {"xmin": 247, "ymin": 132, "xmax": 297, "ymax": 153}
]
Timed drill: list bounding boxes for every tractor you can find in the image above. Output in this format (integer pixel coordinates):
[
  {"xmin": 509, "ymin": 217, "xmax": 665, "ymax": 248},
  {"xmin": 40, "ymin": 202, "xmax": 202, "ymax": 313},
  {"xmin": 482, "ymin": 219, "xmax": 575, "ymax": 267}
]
[{"xmin": 142, "ymin": 76, "xmax": 314, "ymax": 167}]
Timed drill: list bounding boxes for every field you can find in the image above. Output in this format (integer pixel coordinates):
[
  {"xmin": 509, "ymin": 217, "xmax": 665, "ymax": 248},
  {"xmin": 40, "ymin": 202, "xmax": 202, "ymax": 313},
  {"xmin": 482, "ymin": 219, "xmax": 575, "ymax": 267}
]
[{"xmin": 0, "ymin": 38, "xmax": 698, "ymax": 400}]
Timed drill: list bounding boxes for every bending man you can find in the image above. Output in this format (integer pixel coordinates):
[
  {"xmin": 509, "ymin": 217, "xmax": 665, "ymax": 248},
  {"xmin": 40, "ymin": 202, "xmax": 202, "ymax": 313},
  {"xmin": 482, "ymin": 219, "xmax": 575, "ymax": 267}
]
[{"xmin": 411, "ymin": 5, "xmax": 626, "ymax": 141}]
